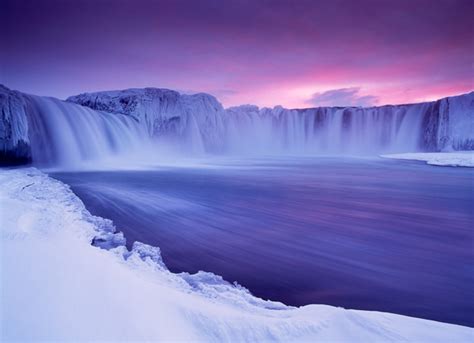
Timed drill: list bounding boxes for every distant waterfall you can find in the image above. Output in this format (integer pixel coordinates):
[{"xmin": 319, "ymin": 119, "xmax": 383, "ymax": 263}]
[
  {"xmin": 220, "ymin": 104, "xmax": 428, "ymax": 155},
  {"xmin": 24, "ymin": 95, "xmax": 149, "ymax": 168}
]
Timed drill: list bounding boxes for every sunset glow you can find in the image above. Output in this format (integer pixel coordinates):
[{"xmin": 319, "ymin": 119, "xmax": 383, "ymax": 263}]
[{"xmin": 1, "ymin": 0, "xmax": 473, "ymax": 107}]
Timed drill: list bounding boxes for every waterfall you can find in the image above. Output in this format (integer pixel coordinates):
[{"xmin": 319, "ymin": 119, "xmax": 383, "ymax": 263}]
[
  {"xmin": 184, "ymin": 112, "xmax": 205, "ymax": 155},
  {"xmin": 64, "ymin": 87, "xmax": 473, "ymax": 158},
  {"xmin": 24, "ymin": 95, "xmax": 149, "ymax": 168},
  {"xmin": 219, "ymin": 105, "xmax": 429, "ymax": 155},
  {"xmin": 2, "ymin": 85, "xmax": 471, "ymax": 166}
]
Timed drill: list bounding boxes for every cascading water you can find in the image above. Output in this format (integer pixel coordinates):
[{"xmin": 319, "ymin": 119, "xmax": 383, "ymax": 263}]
[
  {"xmin": 24, "ymin": 95, "xmax": 150, "ymax": 168},
  {"xmin": 62, "ymin": 87, "xmax": 473, "ymax": 158},
  {"xmin": 220, "ymin": 104, "xmax": 428, "ymax": 155},
  {"xmin": 2, "ymin": 85, "xmax": 471, "ymax": 167}
]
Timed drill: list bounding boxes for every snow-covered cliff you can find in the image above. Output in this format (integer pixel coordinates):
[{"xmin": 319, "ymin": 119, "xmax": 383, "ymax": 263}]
[{"xmin": 68, "ymin": 88, "xmax": 226, "ymax": 154}]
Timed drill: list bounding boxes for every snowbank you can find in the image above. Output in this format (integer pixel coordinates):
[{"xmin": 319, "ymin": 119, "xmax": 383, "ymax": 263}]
[
  {"xmin": 382, "ymin": 151, "xmax": 474, "ymax": 167},
  {"xmin": 1, "ymin": 168, "xmax": 472, "ymax": 341}
]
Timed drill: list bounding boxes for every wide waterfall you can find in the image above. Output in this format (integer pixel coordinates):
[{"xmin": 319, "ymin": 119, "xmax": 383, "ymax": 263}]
[
  {"xmin": 1, "ymin": 85, "xmax": 472, "ymax": 167},
  {"xmin": 68, "ymin": 87, "xmax": 473, "ymax": 159},
  {"xmin": 21, "ymin": 97, "xmax": 430, "ymax": 163},
  {"xmin": 221, "ymin": 104, "xmax": 428, "ymax": 154},
  {"xmin": 23, "ymin": 95, "xmax": 150, "ymax": 168}
]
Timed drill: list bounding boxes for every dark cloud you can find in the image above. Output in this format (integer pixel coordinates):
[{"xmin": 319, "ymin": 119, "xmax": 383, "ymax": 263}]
[{"xmin": 307, "ymin": 88, "xmax": 379, "ymax": 107}]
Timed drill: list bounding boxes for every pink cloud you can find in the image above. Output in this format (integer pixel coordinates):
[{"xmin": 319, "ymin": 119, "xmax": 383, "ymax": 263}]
[
  {"xmin": 1, "ymin": 0, "xmax": 472, "ymax": 108},
  {"xmin": 307, "ymin": 88, "xmax": 379, "ymax": 107}
]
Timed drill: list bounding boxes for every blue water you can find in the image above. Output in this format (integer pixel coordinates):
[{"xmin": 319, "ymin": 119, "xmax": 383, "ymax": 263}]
[{"xmin": 52, "ymin": 157, "xmax": 474, "ymax": 326}]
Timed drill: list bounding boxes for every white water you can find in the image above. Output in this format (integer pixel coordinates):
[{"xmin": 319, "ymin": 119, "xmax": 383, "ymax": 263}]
[
  {"xmin": 25, "ymin": 95, "xmax": 151, "ymax": 168},
  {"xmin": 222, "ymin": 104, "xmax": 427, "ymax": 155},
  {"xmin": 22, "ymin": 95, "xmax": 437, "ymax": 168}
]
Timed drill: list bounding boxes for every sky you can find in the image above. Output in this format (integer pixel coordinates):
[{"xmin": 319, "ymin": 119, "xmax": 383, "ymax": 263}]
[{"xmin": 1, "ymin": 0, "xmax": 473, "ymax": 108}]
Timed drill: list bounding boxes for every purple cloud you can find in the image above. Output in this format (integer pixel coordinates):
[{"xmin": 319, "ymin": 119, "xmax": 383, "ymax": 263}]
[
  {"xmin": 1, "ymin": 0, "xmax": 472, "ymax": 106},
  {"xmin": 177, "ymin": 88, "xmax": 237, "ymax": 101},
  {"xmin": 307, "ymin": 88, "xmax": 379, "ymax": 107}
]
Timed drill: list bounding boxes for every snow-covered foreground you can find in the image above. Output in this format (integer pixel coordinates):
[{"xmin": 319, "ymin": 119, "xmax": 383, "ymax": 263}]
[
  {"xmin": 382, "ymin": 151, "xmax": 474, "ymax": 167},
  {"xmin": 1, "ymin": 169, "xmax": 472, "ymax": 342}
]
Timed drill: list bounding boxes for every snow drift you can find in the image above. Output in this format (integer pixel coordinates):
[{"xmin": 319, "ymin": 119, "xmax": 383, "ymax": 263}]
[{"xmin": 1, "ymin": 168, "xmax": 473, "ymax": 341}]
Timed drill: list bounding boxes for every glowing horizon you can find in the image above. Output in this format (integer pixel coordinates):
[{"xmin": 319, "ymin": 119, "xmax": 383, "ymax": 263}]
[{"xmin": 1, "ymin": 0, "xmax": 472, "ymax": 108}]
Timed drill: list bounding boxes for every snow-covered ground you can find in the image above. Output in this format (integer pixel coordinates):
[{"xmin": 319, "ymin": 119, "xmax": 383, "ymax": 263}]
[
  {"xmin": 1, "ymin": 168, "xmax": 473, "ymax": 342},
  {"xmin": 382, "ymin": 151, "xmax": 474, "ymax": 167}
]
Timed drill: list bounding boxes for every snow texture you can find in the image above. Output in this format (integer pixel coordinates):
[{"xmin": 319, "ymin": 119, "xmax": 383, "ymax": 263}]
[
  {"xmin": 1, "ymin": 168, "xmax": 473, "ymax": 341},
  {"xmin": 382, "ymin": 151, "xmax": 474, "ymax": 167}
]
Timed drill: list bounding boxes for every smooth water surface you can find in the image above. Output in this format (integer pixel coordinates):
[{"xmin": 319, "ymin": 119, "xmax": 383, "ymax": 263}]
[{"xmin": 52, "ymin": 157, "xmax": 474, "ymax": 326}]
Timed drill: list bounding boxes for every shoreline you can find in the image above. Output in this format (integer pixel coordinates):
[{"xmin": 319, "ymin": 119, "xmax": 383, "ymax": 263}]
[
  {"xmin": 381, "ymin": 151, "xmax": 474, "ymax": 167},
  {"xmin": 1, "ymin": 167, "xmax": 473, "ymax": 341}
]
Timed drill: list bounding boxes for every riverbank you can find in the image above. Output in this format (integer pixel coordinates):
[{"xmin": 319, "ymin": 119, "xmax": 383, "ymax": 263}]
[{"xmin": 1, "ymin": 167, "xmax": 472, "ymax": 341}]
